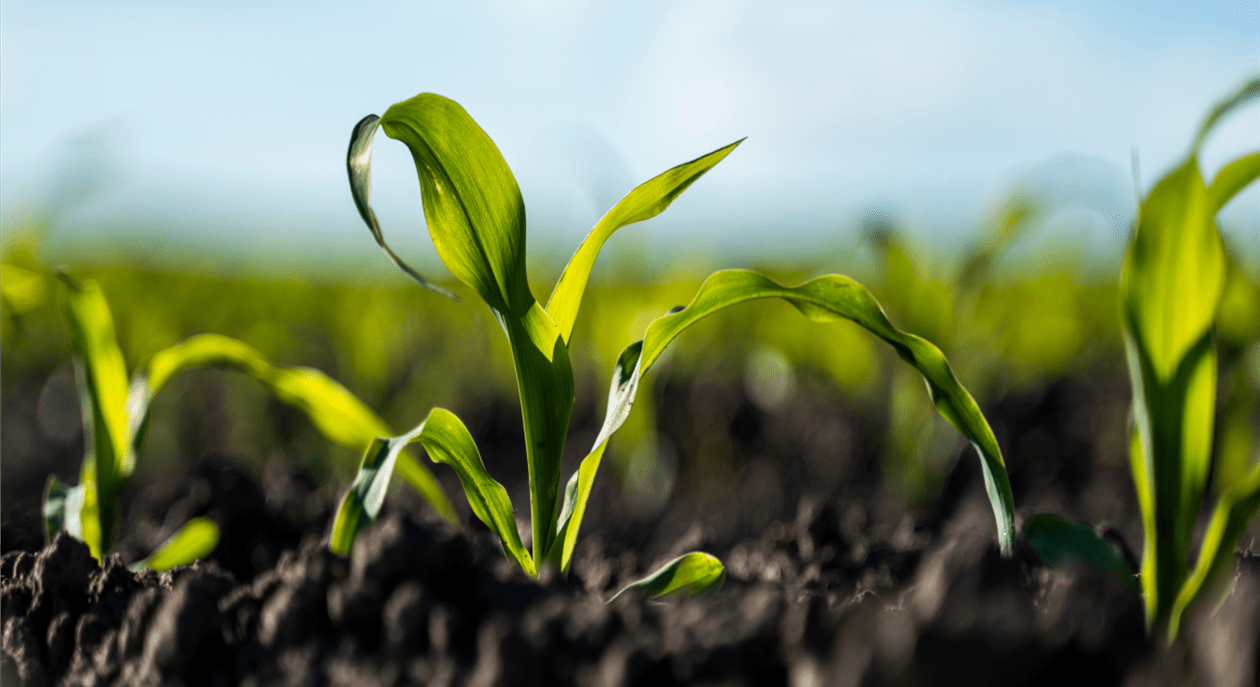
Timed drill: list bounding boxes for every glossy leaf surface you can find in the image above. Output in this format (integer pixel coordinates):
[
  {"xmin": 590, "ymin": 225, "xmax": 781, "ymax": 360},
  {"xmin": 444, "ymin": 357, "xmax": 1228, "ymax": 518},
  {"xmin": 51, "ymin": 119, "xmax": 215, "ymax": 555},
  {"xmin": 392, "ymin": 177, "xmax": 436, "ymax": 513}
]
[{"xmin": 608, "ymin": 552, "xmax": 726, "ymax": 603}]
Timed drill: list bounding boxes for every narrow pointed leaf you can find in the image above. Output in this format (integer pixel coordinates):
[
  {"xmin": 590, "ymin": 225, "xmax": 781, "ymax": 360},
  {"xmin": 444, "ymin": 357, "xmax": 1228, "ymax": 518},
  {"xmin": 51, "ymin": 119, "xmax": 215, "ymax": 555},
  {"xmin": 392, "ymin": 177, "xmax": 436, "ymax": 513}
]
[
  {"xmin": 379, "ymin": 93, "xmax": 531, "ymax": 315},
  {"xmin": 59, "ymin": 276, "xmax": 130, "ymax": 558},
  {"xmin": 1025, "ymin": 513, "xmax": 1139, "ymax": 596},
  {"xmin": 546, "ymin": 139, "xmax": 743, "ymax": 345},
  {"xmin": 608, "ymin": 552, "xmax": 725, "ymax": 603},
  {"xmin": 553, "ymin": 271, "xmax": 1016, "ymax": 573},
  {"xmin": 1190, "ymin": 76, "xmax": 1260, "ymax": 155},
  {"xmin": 347, "ymin": 114, "xmax": 456, "ymax": 299},
  {"xmin": 330, "ymin": 408, "xmax": 535, "ymax": 576},
  {"xmin": 129, "ymin": 517, "xmax": 220, "ymax": 573},
  {"xmin": 141, "ymin": 333, "xmax": 457, "ymax": 524},
  {"xmin": 1209, "ymin": 151, "xmax": 1260, "ymax": 213}
]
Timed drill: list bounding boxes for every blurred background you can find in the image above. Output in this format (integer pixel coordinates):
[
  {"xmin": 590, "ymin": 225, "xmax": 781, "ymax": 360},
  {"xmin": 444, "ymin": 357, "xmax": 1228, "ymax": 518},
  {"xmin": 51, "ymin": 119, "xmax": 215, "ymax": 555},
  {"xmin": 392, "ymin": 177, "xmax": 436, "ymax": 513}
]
[{"xmin": 3, "ymin": 1, "xmax": 1258, "ymax": 559}]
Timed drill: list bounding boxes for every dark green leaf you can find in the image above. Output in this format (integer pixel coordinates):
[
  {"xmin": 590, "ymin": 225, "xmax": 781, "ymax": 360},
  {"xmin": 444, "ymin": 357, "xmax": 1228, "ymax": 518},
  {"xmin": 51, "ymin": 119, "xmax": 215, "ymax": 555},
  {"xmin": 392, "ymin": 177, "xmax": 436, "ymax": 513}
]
[
  {"xmin": 608, "ymin": 552, "xmax": 725, "ymax": 603},
  {"xmin": 546, "ymin": 139, "xmax": 743, "ymax": 345},
  {"xmin": 129, "ymin": 517, "xmax": 220, "ymax": 572},
  {"xmin": 1025, "ymin": 513, "xmax": 1139, "ymax": 596},
  {"xmin": 346, "ymin": 113, "xmax": 456, "ymax": 299}
]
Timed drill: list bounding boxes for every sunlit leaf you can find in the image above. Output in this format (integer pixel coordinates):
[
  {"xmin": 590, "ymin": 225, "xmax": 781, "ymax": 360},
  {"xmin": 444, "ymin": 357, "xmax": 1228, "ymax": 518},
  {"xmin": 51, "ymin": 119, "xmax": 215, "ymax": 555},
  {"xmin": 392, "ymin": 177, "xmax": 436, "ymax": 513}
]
[
  {"xmin": 1025, "ymin": 513, "xmax": 1138, "ymax": 596},
  {"xmin": 551, "ymin": 270, "xmax": 1016, "ymax": 572},
  {"xmin": 1121, "ymin": 159, "xmax": 1223, "ymax": 382},
  {"xmin": 1190, "ymin": 76, "xmax": 1260, "ymax": 155},
  {"xmin": 330, "ymin": 408, "xmax": 535, "ymax": 577},
  {"xmin": 59, "ymin": 276, "xmax": 130, "ymax": 559},
  {"xmin": 140, "ymin": 333, "xmax": 457, "ymax": 524},
  {"xmin": 129, "ymin": 517, "xmax": 220, "ymax": 573},
  {"xmin": 546, "ymin": 139, "xmax": 743, "ymax": 345},
  {"xmin": 346, "ymin": 114, "xmax": 456, "ymax": 299},
  {"xmin": 374, "ymin": 93, "xmax": 573, "ymax": 560},
  {"xmin": 607, "ymin": 551, "xmax": 725, "ymax": 603},
  {"xmin": 379, "ymin": 93, "xmax": 531, "ymax": 315},
  {"xmin": 1209, "ymin": 151, "xmax": 1260, "ymax": 214}
]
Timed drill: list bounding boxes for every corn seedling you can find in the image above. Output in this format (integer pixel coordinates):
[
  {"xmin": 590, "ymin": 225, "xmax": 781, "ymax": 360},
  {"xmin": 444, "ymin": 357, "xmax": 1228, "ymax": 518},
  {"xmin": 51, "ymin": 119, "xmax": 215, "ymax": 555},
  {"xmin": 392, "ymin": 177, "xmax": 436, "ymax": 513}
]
[
  {"xmin": 332, "ymin": 93, "xmax": 1017, "ymax": 599},
  {"xmin": 1026, "ymin": 76, "xmax": 1260, "ymax": 643},
  {"xmin": 42, "ymin": 274, "xmax": 457, "ymax": 569}
]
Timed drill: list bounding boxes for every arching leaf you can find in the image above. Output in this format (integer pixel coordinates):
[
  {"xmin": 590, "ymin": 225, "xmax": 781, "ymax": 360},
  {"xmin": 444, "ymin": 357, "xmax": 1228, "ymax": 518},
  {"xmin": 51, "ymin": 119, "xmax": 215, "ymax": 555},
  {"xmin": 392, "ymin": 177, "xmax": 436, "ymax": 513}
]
[
  {"xmin": 546, "ymin": 139, "xmax": 743, "ymax": 345},
  {"xmin": 551, "ymin": 270, "xmax": 1016, "ymax": 572},
  {"xmin": 330, "ymin": 408, "xmax": 535, "ymax": 576},
  {"xmin": 129, "ymin": 517, "xmax": 220, "ymax": 573}
]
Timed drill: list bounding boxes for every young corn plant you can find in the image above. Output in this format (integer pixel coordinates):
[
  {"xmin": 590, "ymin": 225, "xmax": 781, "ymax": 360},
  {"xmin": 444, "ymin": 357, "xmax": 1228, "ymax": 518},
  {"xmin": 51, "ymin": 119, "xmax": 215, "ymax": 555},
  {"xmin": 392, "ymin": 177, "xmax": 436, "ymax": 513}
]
[
  {"xmin": 42, "ymin": 274, "xmax": 457, "ymax": 571},
  {"xmin": 331, "ymin": 92, "xmax": 1017, "ymax": 599},
  {"xmin": 1026, "ymin": 76, "xmax": 1260, "ymax": 643}
]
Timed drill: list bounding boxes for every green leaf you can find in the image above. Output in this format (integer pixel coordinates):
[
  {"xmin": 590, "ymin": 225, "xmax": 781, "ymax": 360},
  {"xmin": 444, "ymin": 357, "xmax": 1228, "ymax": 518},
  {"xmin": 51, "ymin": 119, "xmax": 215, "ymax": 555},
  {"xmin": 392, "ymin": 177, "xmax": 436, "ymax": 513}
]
[
  {"xmin": 379, "ymin": 93, "xmax": 531, "ymax": 316},
  {"xmin": 59, "ymin": 276, "xmax": 130, "ymax": 559},
  {"xmin": 141, "ymin": 333, "xmax": 457, "ymax": 524},
  {"xmin": 373, "ymin": 94, "xmax": 573, "ymax": 560},
  {"xmin": 330, "ymin": 408, "xmax": 535, "ymax": 577},
  {"xmin": 551, "ymin": 270, "xmax": 1016, "ymax": 572},
  {"xmin": 546, "ymin": 139, "xmax": 743, "ymax": 345},
  {"xmin": 129, "ymin": 517, "xmax": 220, "ymax": 573},
  {"xmin": 504, "ymin": 302, "xmax": 574, "ymax": 562},
  {"xmin": 1121, "ymin": 159, "xmax": 1224, "ymax": 382},
  {"xmin": 346, "ymin": 114, "xmax": 456, "ymax": 299},
  {"xmin": 607, "ymin": 552, "xmax": 726, "ymax": 603},
  {"xmin": 1190, "ymin": 76, "xmax": 1260, "ymax": 156},
  {"xmin": 1209, "ymin": 151, "xmax": 1260, "ymax": 214},
  {"xmin": 1025, "ymin": 513, "xmax": 1139, "ymax": 596}
]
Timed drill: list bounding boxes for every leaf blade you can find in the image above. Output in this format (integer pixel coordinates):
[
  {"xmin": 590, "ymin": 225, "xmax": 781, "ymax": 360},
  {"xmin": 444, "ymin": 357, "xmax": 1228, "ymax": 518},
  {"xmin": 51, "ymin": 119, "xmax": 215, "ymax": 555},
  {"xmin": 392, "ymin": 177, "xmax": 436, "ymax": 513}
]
[
  {"xmin": 379, "ymin": 93, "xmax": 531, "ymax": 314},
  {"xmin": 546, "ymin": 139, "xmax": 743, "ymax": 345},
  {"xmin": 142, "ymin": 333, "xmax": 458, "ymax": 524},
  {"xmin": 129, "ymin": 517, "xmax": 220, "ymax": 573},
  {"xmin": 347, "ymin": 113, "xmax": 456, "ymax": 299},
  {"xmin": 608, "ymin": 551, "xmax": 726, "ymax": 603},
  {"xmin": 1208, "ymin": 151, "xmax": 1260, "ymax": 214},
  {"xmin": 330, "ymin": 409, "xmax": 535, "ymax": 576},
  {"xmin": 553, "ymin": 270, "xmax": 1016, "ymax": 573}
]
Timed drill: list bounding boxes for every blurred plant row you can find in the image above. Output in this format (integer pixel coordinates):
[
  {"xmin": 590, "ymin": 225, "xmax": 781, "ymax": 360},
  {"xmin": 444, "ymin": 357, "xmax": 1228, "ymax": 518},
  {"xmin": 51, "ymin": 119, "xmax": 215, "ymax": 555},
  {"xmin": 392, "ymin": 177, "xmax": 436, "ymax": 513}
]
[{"xmin": 6, "ymin": 204, "xmax": 1255, "ymax": 512}]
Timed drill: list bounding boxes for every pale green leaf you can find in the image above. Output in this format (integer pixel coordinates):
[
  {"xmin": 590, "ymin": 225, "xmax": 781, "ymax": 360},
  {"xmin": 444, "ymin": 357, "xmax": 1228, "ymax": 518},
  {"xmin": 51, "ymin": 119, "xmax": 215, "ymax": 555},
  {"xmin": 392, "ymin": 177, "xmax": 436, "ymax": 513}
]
[
  {"xmin": 546, "ymin": 139, "xmax": 743, "ymax": 345},
  {"xmin": 608, "ymin": 552, "xmax": 725, "ymax": 603},
  {"xmin": 346, "ymin": 113, "xmax": 456, "ymax": 299},
  {"xmin": 129, "ymin": 517, "xmax": 220, "ymax": 573},
  {"xmin": 330, "ymin": 408, "xmax": 535, "ymax": 576},
  {"xmin": 1209, "ymin": 151, "xmax": 1260, "ymax": 214},
  {"xmin": 1025, "ymin": 513, "xmax": 1138, "ymax": 596},
  {"xmin": 552, "ymin": 270, "xmax": 1016, "ymax": 572}
]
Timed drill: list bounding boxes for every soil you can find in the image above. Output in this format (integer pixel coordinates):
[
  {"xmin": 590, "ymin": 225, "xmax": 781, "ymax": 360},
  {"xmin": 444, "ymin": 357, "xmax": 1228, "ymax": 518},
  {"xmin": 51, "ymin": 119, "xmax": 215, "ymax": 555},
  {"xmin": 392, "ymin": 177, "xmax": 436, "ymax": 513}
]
[{"xmin": 3, "ymin": 368, "xmax": 1259, "ymax": 686}]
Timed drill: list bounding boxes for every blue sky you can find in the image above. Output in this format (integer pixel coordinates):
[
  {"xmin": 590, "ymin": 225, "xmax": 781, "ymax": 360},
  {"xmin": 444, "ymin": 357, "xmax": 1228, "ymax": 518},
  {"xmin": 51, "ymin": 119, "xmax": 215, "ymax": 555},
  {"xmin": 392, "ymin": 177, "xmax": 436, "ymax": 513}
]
[{"xmin": 2, "ymin": 1, "xmax": 1257, "ymax": 276}]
